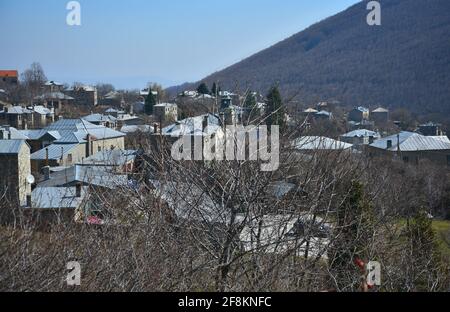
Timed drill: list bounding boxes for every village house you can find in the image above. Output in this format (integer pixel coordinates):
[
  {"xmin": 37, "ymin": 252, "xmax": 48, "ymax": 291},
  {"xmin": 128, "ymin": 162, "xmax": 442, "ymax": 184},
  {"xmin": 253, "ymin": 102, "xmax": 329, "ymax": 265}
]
[
  {"xmin": 79, "ymin": 149, "xmax": 137, "ymax": 173},
  {"xmin": 30, "ymin": 119, "xmax": 126, "ymax": 173},
  {"xmin": 0, "ymin": 140, "xmax": 32, "ymax": 207},
  {"xmin": 26, "ymin": 185, "xmax": 89, "ymax": 225},
  {"xmin": 417, "ymin": 122, "xmax": 444, "ymax": 136},
  {"xmin": 66, "ymin": 85, "xmax": 98, "ymax": 106},
  {"xmin": 292, "ymin": 136, "xmax": 353, "ymax": 153},
  {"xmin": 0, "ymin": 106, "xmax": 34, "ymax": 129},
  {"xmin": 348, "ymin": 106, "xmax": 370, "ymax": 123},
  {"xmin": 154, "ymin": 103, "xmax": 178, "ymax": 124},
  {"xmin": 340, "ymin": 129, "xmax": 381, "ymax": 146},
  {"xmin": 0, "ymin": 70, "xmax": 19, "ymax": 87},
  {"xmin": 371, "ymin": 107, "xmax": 389, "ymax": 124},
  {"xmin": 99, "ymin": 91, "xmax": 123, "ymax": 107},
  {"xmin": 82, "ymin": 113, "xmax": 117, "ymax": 129},
  {"xmin": 368, "ymin": 131, "xmax": 450, "ymax": 166},
  {"xmin": 34, "ymin": 91, "xmax": 74, "ymax": 115},
  {"xmin": 43, "ymin": 81, "xmax": 64, "ymax": 93}
]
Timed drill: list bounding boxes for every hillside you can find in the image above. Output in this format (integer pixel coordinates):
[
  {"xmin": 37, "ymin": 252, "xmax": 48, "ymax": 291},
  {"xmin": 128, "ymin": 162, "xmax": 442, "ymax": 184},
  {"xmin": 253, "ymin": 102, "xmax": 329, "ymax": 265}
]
[{"xmin": 169, "ymin": 0, "xmax": 450, "ymax": 116}]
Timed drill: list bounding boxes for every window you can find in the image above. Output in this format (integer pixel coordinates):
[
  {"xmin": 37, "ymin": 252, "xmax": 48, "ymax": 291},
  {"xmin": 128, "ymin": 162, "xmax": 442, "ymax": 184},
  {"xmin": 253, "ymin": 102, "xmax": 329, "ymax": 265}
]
[
  {"xmin": 67, "ymin": 154, "xmax": 73, "ymax": 163},
  {"xmin": 98, "ymin": 146, "xmax": 102, "ymax": 152}
]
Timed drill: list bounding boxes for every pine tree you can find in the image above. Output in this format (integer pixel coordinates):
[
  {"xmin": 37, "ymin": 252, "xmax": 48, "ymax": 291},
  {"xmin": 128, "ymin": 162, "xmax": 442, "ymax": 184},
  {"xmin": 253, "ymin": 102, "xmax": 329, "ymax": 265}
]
[
  {"xmin": 266, "ymin": 86, "xmax": 284, "ymax": 128},
  {"xmin": 211, "ymin": 82, "xmax": 218, "ymax": 97},
  {"xmin": 330, "ymin": 181, "xmax": 374, "ymax": 291},
  {"xmin": 144, "ymin": 89, "xmax": 156, "ymax": 115},
  {"xmin": 405, "ymin": 210, "xmax": 444, "ymax": 291},
  {"xmin": 197, "ymin": 82, "xmax": 210, "ymax": 95}
]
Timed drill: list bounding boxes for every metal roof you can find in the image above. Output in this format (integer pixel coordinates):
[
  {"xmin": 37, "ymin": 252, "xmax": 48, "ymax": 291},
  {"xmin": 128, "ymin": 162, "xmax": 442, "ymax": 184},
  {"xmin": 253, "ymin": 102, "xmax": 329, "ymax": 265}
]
[
  {"xmin": 341, "ymin": 129, "xmax": 381, "ymax": 138},
  {"xmin": 45, "ymin": 119, "xmax": 125, "ymax": 143},
  {"xmin": 81, "ymin": 149, "xmax": 136, "ymax": 166},
  {"xmin": 292, "ymin": 136, "xmax": 353, "ymax": 150},
  {"xmin": 0, "ymin": 140, "xmax": 27, "ymax": 154},
  {"xmin": 372, "ymin": 107, "xmax": 389, "ymax": 113},
  {"xmin": 82, "ymin": 114, "xmax": 117, "ymax": 123},
  {"xmin": 31, "ymin": 143, "xmax": 80, "ymax": 160},
  {"xmin": 31, "ymin": 186, "xmax": 88, "ymax": 209},
  {"xmin": 0, "ymin": 126, "xmax": 29, "ymax": 140},
  {"xmin": 370, "ymin": 132, "xmax": 450, "ymax": 151},
  {"xmin": 34, "ymin": 92, "xmax": 74, "ymax": 101},
  {"xmin": 162, "ymin": 114, "xmax": 221, "ymax": 137},
  {"xmin": 38, "ymin": 165, "xmax": 129, "ymax": 189}
]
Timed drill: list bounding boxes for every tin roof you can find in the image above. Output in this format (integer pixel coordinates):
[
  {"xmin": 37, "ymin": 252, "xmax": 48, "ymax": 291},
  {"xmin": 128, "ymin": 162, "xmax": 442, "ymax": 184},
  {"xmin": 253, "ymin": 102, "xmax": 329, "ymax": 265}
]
[
  {"xmin": 370, "ymin": 132, "xmax": 450, "ymax": 151},
  {"xmin": 0, "ymin": 140, "xmax": 27, "ymax": 154}
]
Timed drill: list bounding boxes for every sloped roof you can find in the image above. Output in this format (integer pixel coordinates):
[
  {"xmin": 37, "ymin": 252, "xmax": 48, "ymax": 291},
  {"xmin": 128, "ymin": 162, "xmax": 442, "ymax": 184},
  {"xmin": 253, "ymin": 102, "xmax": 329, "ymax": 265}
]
[
  {"xmin": 372, "ymin": 107, "xmax": 389, "ymax": 113},
  {"xmin": 19, "ymin": 129, "xmax": 60, "ymax": 141},
  {"xmin": 370, "ymin": 132, "xmax": 450, "ymax": 152},
  {"xmin": 45, "ymin": 119, "xmax": 125, "ymax": 143},
  {"xmin": 0, "ymin": 140, "xmax": 28, "ymax": 154},
  {"xmin": 33, "ymin": 105, "xmax": 53, "ymax": 115},
  {"xmin": 120, "ymin": 125, "xmax": 154, "ymax": 134},
  {"xmin": 38, "ymin": 165, "xmax": 129, "ymax": 189},
  {"xmin": 31, "ymin": 186, "xmax": 88, "ymax": 209},
  {"xmin": 341, "ymin": 129, "xmax": 381, "ymax": 138},
  {"xmin": 82, "ymin": 114, "xmax": 117, "ymax": 123},
  {"xmin": 0, "ymin": 126, "xmax": 29, "ymax": 140},
  {"xmin": 5, "ymin": 106, "xmax": 33, "ymax": 114},
  {"xmin": 150, "ymin": 179, "xmax": 228, "ymax": 223},
  {"xmin": 303, "ymin": 108, "xmax": 319, "ymax": 114},
  {"xmin": 292, "ymin": 136, "xmax": 353, "ymax": 150},
  {"xmin": 81, "ymin": 149, "xmax": 136, "ymax": 166},
  {"xmin": 31, "ymin": 143, "xmax": 80, "ymax": 160},
  {"xmin": 34, "ymin": 92, "xmax": 74, "ymax": 101},
  {"xmin": 162, "ymin": 114, "xmax": 221, "ymax": 137},
  {"xmin": 0, "ymin": 70, "xmax": 18, "ymax": 78},
  {"xmin": 350, "ymin": 106, "xmax": 369, "ymax": 113}
]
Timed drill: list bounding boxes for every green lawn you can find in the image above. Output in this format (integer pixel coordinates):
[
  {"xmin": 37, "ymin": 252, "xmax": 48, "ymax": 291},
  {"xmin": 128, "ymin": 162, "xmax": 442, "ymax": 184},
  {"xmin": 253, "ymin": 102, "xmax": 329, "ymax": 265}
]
[{"xmin": 432, "ymin": 220, "xmax": 450, "ymax": 261}]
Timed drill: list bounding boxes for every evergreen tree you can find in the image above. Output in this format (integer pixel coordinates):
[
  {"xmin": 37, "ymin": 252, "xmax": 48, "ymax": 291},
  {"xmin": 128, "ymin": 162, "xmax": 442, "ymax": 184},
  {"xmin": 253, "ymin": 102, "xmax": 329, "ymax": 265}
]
[
  {"xmin": 211, "ymin": 82, "xmax": 218, "ymax": 97},
  {"xmin": 144, "ymin": 89, "xmax": 156, "ymax": 115},
  {"xmin": 330, "ymin": 181, "xmax": 374, "ymax": 291},
  {"xmin": 266, "ymin": 86, "xmax": 284, "ymax": 128},
  {"xmin": 197, "ymin": 82, "xmax": 210, "ymax": 95},
  {"xmin": 405, "ymin": 210, "xmax": 445, "ymax": 291}
]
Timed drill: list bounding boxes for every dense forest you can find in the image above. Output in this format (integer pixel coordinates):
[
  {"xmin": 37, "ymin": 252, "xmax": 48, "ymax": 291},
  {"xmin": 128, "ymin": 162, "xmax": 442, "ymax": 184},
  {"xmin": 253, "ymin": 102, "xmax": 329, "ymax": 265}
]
[{"xmin": 170, "ymin": 0, "xmax": 450, "ymax": 120}]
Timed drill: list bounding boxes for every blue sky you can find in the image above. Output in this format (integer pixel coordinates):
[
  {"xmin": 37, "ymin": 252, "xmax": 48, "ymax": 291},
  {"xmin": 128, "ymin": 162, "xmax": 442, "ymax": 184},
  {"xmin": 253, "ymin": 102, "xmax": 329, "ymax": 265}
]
[{"xmin": 0, "ymin": 0, "xmax": 360, "ymax": 89}]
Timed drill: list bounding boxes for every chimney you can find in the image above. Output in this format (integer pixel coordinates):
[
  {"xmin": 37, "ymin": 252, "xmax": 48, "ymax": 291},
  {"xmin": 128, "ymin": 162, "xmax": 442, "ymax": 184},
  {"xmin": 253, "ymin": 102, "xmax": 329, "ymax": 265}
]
[
  {"xmin": 26, "ymin": 195, "xmax": 32, "ymax": 208},
  {"xmin": 45, "ymin": 147, "xmax": 49, "ymax": 166},
  {"xmin": 85, "ymin": 134, "xmax": 92, "ymax": 157},
  {"xmin": 58, "ymin": 115, "xmax": 63, "ymax": 121},
  {"xmin": 387, "ymin": 140, "xmax": 392, "ymax": 149},
  {"xmin": 75, "ymin": 183, "xmax": 82, "ymax": 198},
  {"xmin": 42, "ymin": 166, "xmax": 50, "ymax": 181},
  {"xmin": 202, "ymin": 115, "xmax": 208, "ymax": 133},
  {"xmin": 219, "ymin": 112, "xmax": 225, "ymax": 129}
]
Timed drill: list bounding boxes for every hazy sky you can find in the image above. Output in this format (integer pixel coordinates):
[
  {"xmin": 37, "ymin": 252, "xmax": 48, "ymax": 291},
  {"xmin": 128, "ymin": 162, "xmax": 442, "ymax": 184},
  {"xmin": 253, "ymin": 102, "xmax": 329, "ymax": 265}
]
[{"xmin": 0, "ymin": 0, "xmax": 359, "ymax": 89}]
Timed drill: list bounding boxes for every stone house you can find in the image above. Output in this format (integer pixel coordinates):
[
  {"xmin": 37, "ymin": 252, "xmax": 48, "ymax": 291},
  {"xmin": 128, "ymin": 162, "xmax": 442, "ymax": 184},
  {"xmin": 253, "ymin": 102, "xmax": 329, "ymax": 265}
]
[{"xmin": 0, "ymin": 140, "xmax": 32, "ymax": 207}]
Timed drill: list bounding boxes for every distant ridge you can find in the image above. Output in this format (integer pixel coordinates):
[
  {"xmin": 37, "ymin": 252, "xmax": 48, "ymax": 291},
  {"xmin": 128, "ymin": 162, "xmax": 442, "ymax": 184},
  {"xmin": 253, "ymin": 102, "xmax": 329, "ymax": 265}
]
[{"xmin": 168, "ymin": 0, "xmax": 450, "ymax": 117}]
